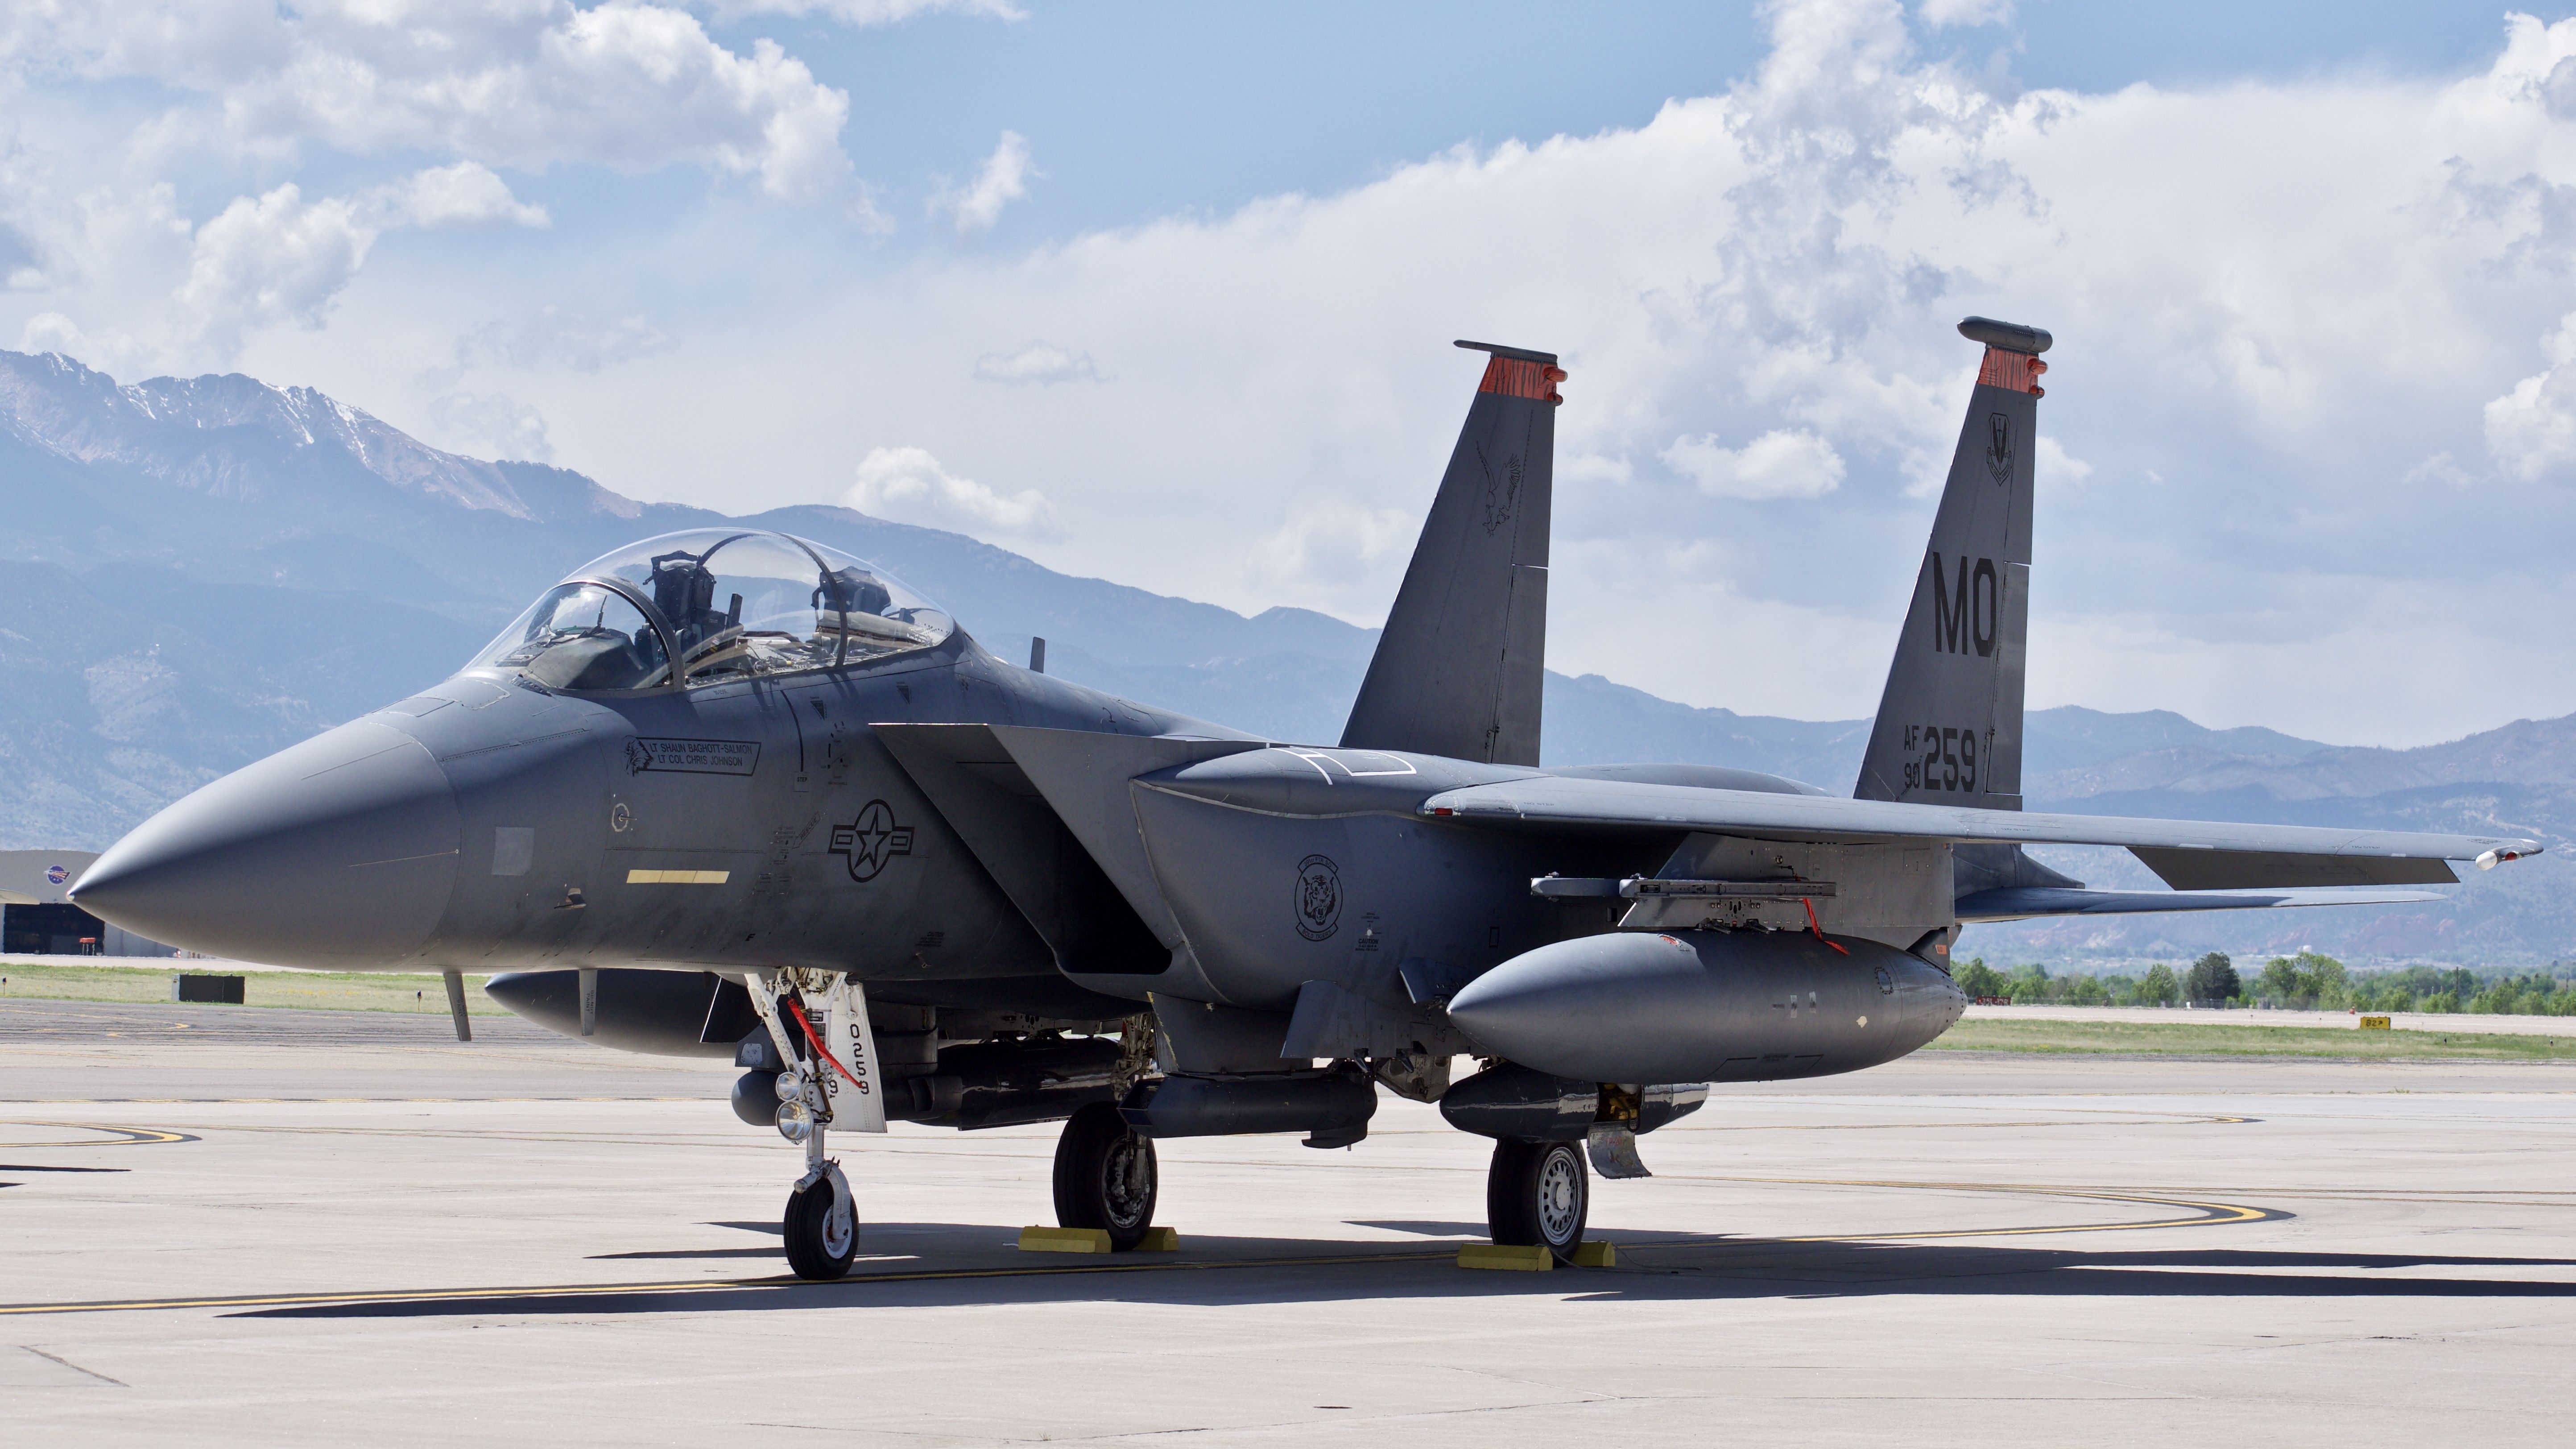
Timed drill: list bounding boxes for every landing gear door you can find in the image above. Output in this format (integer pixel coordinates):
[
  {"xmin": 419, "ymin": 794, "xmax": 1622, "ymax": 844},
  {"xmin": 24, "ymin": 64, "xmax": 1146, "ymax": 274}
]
[{"xmin": 824, "ymin": 975, "xmax": 887, "ymax": 1134}]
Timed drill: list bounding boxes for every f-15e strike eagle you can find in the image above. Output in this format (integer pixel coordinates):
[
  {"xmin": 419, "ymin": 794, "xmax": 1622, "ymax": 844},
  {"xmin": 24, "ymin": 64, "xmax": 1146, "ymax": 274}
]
[{"xmin": 74, "ymin": 319, "xmax": 2540, "ymax": 1277}]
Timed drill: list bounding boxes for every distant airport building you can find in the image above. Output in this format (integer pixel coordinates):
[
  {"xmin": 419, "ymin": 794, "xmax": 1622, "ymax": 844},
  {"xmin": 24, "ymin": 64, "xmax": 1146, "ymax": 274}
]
[{"xmin": 0, "ymin": 851, "xmax": 174, "ymax": 956}]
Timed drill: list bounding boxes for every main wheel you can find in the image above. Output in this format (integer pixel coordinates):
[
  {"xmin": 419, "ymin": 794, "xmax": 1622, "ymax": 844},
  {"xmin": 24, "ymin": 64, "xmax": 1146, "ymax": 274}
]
[
  {"xmin": 1054, "ymin": 1101, "xmax": 1158, "ymax": 1251},
  {"xmin": 783, "ymin": 1173, "xmax": 857, "ymax": 1280},
  {"xmin": 1487, "ymin": 1138, "xmax": 1588, "ymax": 1258}
]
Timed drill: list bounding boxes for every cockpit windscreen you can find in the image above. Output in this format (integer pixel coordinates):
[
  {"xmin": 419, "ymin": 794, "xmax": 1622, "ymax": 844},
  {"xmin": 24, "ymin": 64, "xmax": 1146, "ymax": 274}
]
[
  {"xmin": 471, "ymin": 582, "xmax": 670, "ymax": 691},
  {"xmin": 467, "ymin": 529, "xmax": 956, "ymax": 690}
]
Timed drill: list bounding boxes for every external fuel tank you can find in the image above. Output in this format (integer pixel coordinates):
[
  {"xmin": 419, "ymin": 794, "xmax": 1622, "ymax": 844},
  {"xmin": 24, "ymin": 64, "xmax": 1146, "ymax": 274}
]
[{"xmin": 1444, "ymin": 929, "xmax": 1967, "ymax": 1084}]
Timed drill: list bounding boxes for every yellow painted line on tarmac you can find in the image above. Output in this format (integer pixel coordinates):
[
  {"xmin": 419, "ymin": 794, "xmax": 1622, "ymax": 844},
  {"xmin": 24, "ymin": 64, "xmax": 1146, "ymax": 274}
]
[
  {"xmin": 0, "ymin": 1182, "xmax": 2278, "ymax": 1318},
  {"xmin": 1669, "ymin": 1174, "xmax": 2282, "ymax": 1240},
  {"xmin": 0, "ymin": 1123, "xmax": 197, "ymax": 1148},
  {"xmin": 1793, "ymin": 1189, "xmax": 2271, "ymax": 1240}
]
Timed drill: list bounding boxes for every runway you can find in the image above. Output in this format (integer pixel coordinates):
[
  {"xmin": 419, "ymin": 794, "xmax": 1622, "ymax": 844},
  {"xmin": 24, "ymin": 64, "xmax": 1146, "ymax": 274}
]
[{"xmin": 4, "ymin": 1000, "xmax": 2575, "ymax": 1445}]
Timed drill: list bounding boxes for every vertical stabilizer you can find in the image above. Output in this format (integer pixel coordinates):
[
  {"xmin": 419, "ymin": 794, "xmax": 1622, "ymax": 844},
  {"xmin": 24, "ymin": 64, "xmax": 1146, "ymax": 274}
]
[
  {"xmin": 1340, "ymin": 341, "xmax": 1561, "ymax": 765},
  {"xmin": 1854, "ymin": 316, "xmax": 2049, "ymax": 809}
]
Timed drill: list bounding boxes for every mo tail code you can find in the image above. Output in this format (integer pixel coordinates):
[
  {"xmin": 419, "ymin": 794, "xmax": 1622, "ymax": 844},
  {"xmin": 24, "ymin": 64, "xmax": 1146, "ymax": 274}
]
[{"xmin": 1929, "ymin": 553, "xmax": 2000, "ymax": 658}]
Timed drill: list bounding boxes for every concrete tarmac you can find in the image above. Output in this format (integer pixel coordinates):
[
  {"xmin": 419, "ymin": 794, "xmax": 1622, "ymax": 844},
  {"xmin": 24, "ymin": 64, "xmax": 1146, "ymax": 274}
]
[{"xmin": 4, "ymin": 999, "xmax": 2575, "ymax": 1446}]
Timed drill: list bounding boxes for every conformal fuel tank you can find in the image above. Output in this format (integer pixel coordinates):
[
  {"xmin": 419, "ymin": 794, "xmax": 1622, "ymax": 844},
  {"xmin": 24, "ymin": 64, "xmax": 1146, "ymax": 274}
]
[{"xmin": 1444, "ymin": 929, "xmax": 1967, "ymax": 1084}]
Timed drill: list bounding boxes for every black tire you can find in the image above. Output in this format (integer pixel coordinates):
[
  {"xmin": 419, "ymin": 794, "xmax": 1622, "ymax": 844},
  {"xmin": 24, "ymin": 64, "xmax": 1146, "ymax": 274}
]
[
  {"xmin": 783, "ymin": 1174, "xmax": 857, "ymax": 1280},
  {"xmin": 1053, "ymin": 1101, "xmax": 1158, "ymax": 1251},
  {"xmin": 1486, "ymin": 1138, "xmax": 1588, "ymax": 1258}
]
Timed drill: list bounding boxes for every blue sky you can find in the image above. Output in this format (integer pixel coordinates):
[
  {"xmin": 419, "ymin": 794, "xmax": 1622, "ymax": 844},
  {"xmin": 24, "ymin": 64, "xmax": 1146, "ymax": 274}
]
[
  {"xmin": 747, "ymin": 1, "xmax": 2576, "ymax": 245},
  {"xmin": 7, "ymin": 1, "xmax": 2576, "ymax": 746}
]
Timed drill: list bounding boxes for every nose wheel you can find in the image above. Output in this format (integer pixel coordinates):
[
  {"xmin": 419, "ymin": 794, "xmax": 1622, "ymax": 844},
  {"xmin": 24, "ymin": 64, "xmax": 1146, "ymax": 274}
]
[
  {"xmin": 1487, "ymin": 1138, "xmax": 1588, "ymax": 1259},
  {"xmin": 1053, "ymin": 1101, "xmax": 1159, "ymax": 1250},
  {"xmin": 784, "ymin": 1163, "xmax": 858, "ymax": 1280}
]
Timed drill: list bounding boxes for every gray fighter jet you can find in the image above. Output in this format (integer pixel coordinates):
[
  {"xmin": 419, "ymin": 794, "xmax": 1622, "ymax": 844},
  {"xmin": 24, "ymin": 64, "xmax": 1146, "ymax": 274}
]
[{"xmin": 74, "ymin": 322, "xmax": 2540, "ymax": 1277}]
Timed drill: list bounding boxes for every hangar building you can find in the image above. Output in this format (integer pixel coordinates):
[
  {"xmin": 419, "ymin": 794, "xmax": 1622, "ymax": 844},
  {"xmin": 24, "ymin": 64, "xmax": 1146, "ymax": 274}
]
[{"xmin": 0, "ymin": 851, "xmax": 174, "ymax": 956}]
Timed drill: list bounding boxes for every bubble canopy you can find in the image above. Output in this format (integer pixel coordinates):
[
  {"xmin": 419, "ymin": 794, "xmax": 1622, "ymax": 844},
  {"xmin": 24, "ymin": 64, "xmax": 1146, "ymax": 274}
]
[{"xmin": 468, "ymin": 529, "xmax": 956, "ymax": 690}]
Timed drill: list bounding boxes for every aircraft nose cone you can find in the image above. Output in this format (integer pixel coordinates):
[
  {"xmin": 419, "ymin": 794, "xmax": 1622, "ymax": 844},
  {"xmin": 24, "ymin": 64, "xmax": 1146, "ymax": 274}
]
[{"xmin": 74, "ymin": 720, "xmax": 460, "ymax": 969}]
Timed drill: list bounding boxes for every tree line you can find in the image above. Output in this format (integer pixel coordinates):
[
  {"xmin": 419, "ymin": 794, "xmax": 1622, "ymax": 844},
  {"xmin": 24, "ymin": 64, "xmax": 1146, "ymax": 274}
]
[{"xmin": 1949, "ymin": 951, "xmax": 2576, "ymax": 1015}]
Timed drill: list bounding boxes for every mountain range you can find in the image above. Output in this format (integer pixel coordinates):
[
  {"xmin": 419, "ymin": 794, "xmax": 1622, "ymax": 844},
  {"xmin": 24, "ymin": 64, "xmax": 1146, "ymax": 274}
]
[{"xmin": 1, "ymin": 348, "xmax": 2564, "ymax": 966}]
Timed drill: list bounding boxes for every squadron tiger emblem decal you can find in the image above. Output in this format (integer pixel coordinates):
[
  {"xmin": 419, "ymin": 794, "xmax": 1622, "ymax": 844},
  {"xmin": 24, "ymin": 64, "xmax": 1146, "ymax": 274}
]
[{"xmin": 1294, "ymin": 854, "xmax": 1343, "ymax": 941}]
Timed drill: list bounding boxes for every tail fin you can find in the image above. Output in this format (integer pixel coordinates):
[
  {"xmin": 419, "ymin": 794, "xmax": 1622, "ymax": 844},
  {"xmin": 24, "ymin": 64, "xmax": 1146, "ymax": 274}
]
[
  {"xmin": 1339, "ymin": 340, "xmax": 1561, "ymax": 765},
  {"xmin": 1853, "ymin": 316, "xmax": 2050, "ymax": 809}
]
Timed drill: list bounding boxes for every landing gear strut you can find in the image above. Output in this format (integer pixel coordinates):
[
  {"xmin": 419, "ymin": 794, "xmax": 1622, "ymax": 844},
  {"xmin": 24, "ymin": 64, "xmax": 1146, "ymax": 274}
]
[
  {"xmin": 1054, "ymin": 1101, "xmax": 1159, "ymax": 1250},
  {"xmin": 1487, "ymin": 1137, "xmax": 1588, "ymax": 1259},
  {"xmin": 744, "ymin": 969, "xmax": 886, "ymax": 1281}
]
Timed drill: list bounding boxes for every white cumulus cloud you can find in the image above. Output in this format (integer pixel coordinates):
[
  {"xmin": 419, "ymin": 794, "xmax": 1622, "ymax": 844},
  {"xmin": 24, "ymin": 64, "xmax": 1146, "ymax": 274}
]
[
  {"xmin": 19, "ymin": 312, "xmax": 88, "ymax": 356},
  {"xmin": 10, "ymin": 1, "xmax": 854, "ymax": 199},
  {"xmin": 1917, "ymin": 0, "xmax": 2012, "ymax": 27},
  {"xmin": 972, "ymin": 340, "xmax": 1101, "ymax": 385},
  {"xmin": 393, "ymin": 161, "xmax": 551, "ymax": 229},
  {"xmin": 2035, "ymin": 435, "xmax": 2092, "ymax": 491},
  {"xmin": 2484, "ymin": 310, "xmax": 2576, "ymax": 480},
  {"xmin": 848, "ymin": 445, "xmax": 1066, "ymax": 539},
  {"xmin": 697, "ymin": 0, "xmax": 1024, "ymax": 20},
  {"xmin": 1250, "ymin": 497, "xmax": 1421, "ymax": 596},
  {"xmin": 429, "ymin": 390, "xmax": 557, "ymax": 463},
  {"xmin": 175, "ymin": 185, "xmax": 377, "ymax": 359},
  {"xmin": 1660, "ymin": 429, "xmax": 1847, "ymax": 499},
  {"xmin": 433, "ymin": 308, "xmax": 674, "ymax": 387},
  {"xmin": 938, "ymin": 131, "xmax": 1034, "ymax": 236},
  {"xmin": 173, "ymin": 165, "xmax": 549, "ymax": 362}
]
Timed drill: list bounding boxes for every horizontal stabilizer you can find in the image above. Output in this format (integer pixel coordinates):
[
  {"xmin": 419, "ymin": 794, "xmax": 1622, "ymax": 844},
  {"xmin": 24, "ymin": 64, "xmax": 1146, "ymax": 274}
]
[{"xmin": 1957, "ymin": 886, "xmax": 2444, "ymax": 924}]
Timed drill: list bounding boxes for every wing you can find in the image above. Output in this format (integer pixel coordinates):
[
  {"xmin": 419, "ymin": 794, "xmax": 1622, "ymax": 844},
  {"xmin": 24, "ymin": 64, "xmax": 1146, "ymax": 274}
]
[
  {"xmin": 1954, "ymin": 886, "xmax": 2445, "ymax": 924},
  {"xmin": 1418, "ymin": 775, "xmax": 2540, "ymax": 889}
]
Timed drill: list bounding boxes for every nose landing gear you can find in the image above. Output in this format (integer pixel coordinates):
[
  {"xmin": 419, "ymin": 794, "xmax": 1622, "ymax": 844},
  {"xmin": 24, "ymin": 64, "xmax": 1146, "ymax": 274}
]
[
  {"xmin": 745, "ymin": 970, "xmax": 886, "ymax": 1281},
  {"xmin": 1487, "ymin": 1137, "xmax": 1589, "ymax": 1260}
]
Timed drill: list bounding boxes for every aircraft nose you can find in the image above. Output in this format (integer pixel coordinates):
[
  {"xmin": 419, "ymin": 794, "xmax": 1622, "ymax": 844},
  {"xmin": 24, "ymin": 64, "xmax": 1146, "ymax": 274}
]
[{"xmin": 74, "ymin": 720, "xmax": 461, "ymax": 969}]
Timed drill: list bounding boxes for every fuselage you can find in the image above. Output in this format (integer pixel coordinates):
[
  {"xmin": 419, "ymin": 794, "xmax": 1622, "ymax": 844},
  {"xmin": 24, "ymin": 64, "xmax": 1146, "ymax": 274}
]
[
  {"xmin": 73, "ymin": 530, "xmax": 1965, "ymax": 1087},
  {"xmin": 75, "ymin": 631, "xmax": 1225, "ymax": 991}
]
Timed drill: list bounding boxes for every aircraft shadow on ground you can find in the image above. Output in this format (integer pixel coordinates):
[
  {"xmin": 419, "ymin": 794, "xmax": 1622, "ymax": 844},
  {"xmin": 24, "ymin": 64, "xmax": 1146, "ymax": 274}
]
[{"xmin": 230, "ymin": 1227, "xmax": 2576, "ymax": 1321}]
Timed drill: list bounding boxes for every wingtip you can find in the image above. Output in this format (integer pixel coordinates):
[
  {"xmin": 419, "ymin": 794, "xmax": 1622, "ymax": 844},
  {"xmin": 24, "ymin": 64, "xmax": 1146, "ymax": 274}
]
[{"xmin": 2476, "ymin": 843, "xmax": 2544, "ymax": 869}]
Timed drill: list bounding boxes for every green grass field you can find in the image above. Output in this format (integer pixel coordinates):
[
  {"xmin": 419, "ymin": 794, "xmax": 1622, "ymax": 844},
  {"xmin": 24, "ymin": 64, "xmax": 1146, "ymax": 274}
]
[
  {"xmin": 1931, "ymin": 1016, "xmax": 2576, "ymax": 1061},
  {"xmin": 0, "ymin": 960, "xmax": 509, "ymax": 1016}
]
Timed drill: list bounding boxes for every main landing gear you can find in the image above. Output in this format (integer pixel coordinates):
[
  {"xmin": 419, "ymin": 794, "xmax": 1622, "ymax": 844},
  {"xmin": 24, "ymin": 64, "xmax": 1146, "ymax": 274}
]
[
  {"xmin": 1487, "ymin": 1137, "xmax": 1590, "ymax": 1259},
  {"xmin": 1053, "ymin": 1101, "xmax": 1160, "ymax": 1250}
]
